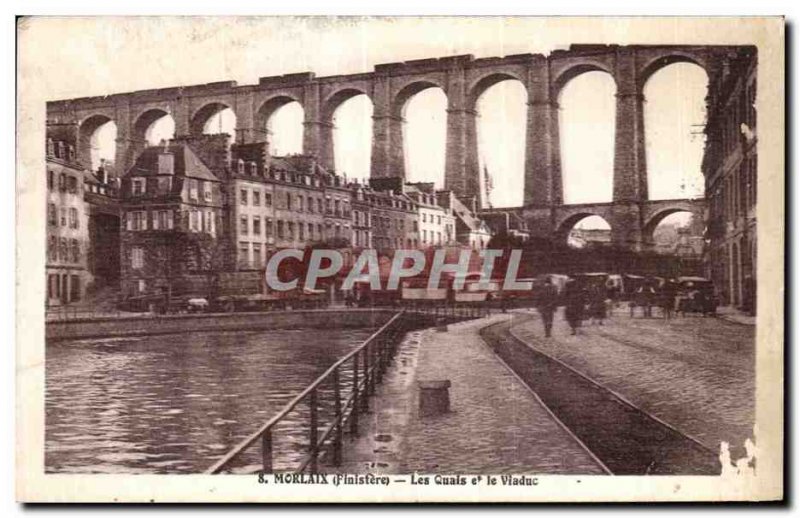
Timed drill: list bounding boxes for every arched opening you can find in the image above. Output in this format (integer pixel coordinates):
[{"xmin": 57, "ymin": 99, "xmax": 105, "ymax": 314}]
[
  {"xmin": 134, "ymin": 109, "xmax": 176, "ymax": 146},
  {"xmin": 203, "ymin": 107, "xmax": 236, "ymax": 136},
  {"xmin": 643, "ymin": 62, "xmax": 708, "ymax": 200},
  {"xmin": 190, "ymin": 103, "xmax": 236, "ymax": 137},
  {"xmin": 558, "ymin": 71, "xmax": 616, "ymax": 204},
  {"xmin": 79, "ymin": 116, "xmax": 117, "ymax": 173},
  {"xmin": 563, "ymin": 215, "xmax": 612, "ymax": 249},
  {"xmin": 475, "ymin": 79, "xmax": 527, "ymax": 208},
  {"xmin": 402, "ymin": 87, "xmax": 447, "ymax": 188},
  {"xmin": 646, "ymin": 210, "xmax": 703, "ymax": 256},
  {"xmin": 267, "ymin": 101, "xmax": 304, "ymax": 156},
  {"xmin": 331, "ymin": 94, "xmax": 373, "ymax": 182}
]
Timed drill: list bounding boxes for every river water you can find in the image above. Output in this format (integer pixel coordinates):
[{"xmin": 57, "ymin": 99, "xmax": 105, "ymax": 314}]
[{"xmin": 45, "ymin": 328, "xmax": 374, "ymax": 474}]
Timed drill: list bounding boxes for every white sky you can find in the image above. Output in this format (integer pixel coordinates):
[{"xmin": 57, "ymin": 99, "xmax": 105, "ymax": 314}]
[{"xmin": 53, "ymin": 17, "xmax": 706, "ymax": 229}]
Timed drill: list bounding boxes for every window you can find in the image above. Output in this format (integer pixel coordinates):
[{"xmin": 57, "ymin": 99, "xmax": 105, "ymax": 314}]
[
  {"xmin": 69, "ymin": 207, "xmax": 78, "ymax": 229},
  {"xmin": 189, "ymin": 179, "xmax": 198, "ymax": 200},
  {"xmin": 190, "ymin": 210, "xmax": 199, "ymax": 231},
  {"xmin": 266, "ymin": 218, "xmax": 273, "ymax": 237},
  {"xmin": 58, "ymin": 173, "xmax": 66, "ymax": 192},
  {"xmin": 307, "ymin": 196, "xmax": 313, "ymax": 213},
  {"xmin": 48, "ymin": 203, "xmax": 57, "ymax": 226},
  {"xmin": 265, "ymin": 192, "xmax": 273, "ymax": 207},
  {"xmin": 137, "ymin": 279, "xmax": 146, "ymax": 293},
  {"xmin": 253, "ymin": 243, "xmax": 262, "ymax": 267},
  {"xmin": 422, "ymin": 213, "xmax": 427, "ymax": 223},
  {"xmin": 334, "ymin": 199, "xmax": 340, "ymax": 215},
  {"xmin": 203, "ymin": 182, "xmax": 212, "ymax": 201},
  {"xmin": 308, "ymin": 222, "xmax": 314, "ymax": 240},
  {"xmin": 59, "ymin": 238, "xmax": 68, "ymax": 261},
  {"xmin": 240, "ymin": 216, "xmax": 248, "ymax": 235},
  {"xmin": 277, "ymin": 221, "xmax": 284, "ymax": 239},
  {"xmin": 60, "ymin": 207, "xmax": 67, "ymax": 227},
  {"xmin": 48, "ymin": 236, "xmax": 57, "ymax": 261},
  {"xmin": 298, "ymin": 196, "xmax": 304, "ymax": 212},
  {"xmin": 298, "ymin": 223, "xmax": 305, "ymax": 240},
  {"xmin": 70, "ymin": 239, "xmax": 79, "ymax": 262},
  {"xmin": 253, "ymin": 216, "xmax": 261, "ymax": 236},
  {"xmin": 317, "ymin": 199, "xmax": 323, "ymax": 213},
  {"xmin": 204, "ymin": 211, "xmax": 214, "ymax": 234},
  {"xmin": 317, "ymin": 224, "xmax": 323, "ymax": 238},
  {"xmin": 437, "ymin": 215, "xmax": 442, "ymax": 225},
  {"xmin": 131, "ymin": 247, "xmax": 144, "ymax": 269},
  {"xmin": 132, "ymin": 178, "xmax": 145, "ymax": 196},
  {"xmin": 253, "ymin": 191, "xmax": 261, "ymax": 206},
  {"xmin": 287, "ymin": 222, "xmax": 295, "ymax": 239},
  {"xmin": 157, "ymin": 210, "xmax": 168, "ymax": 230},
  {"xmin": 240, "ymin": 189, "xmax": 248, "ymax": 205},
  {"xmin": 286, "ymin": 192, "xmax": 292, "ymax": 210},
  {"xmin": 47, "ymin": 170, "xmax": 54, "ymax": 190},
  {"xmin": 158, "ymin": 177, "xmax": 172, "ymax": 193}
]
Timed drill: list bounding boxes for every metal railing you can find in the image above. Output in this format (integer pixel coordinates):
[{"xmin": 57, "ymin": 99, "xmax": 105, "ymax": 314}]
[{"xmin": 206, "ymin": 304, "xmax": 487, "ymax": 475}]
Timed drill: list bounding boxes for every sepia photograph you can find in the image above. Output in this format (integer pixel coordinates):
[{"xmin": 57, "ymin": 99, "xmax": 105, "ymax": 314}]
[{"xmin": 15, "ymin": 15, "xmax": 784, "ymax": 503}]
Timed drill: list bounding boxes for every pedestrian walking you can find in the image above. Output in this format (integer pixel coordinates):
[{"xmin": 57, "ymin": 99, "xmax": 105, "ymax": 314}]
[
  {"xmin": 661, "ymin": 280, "xmax": 677, "ymax": 320},
  {"xmin": 536, "ymin": 278, "xmax": 559, "ymax": 338},
  {"xmin": 589, "ymin": 286, "xmax": 607, "ymax": 325},
  {"xmin": 564, "ymin": 279, "xmax": 587, "ymax": 335}
]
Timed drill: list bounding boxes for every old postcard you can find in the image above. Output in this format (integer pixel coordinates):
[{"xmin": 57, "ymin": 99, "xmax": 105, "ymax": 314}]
[{"xmin": 16, "ymin": 16, "xmax": 784, "ymax": 502}]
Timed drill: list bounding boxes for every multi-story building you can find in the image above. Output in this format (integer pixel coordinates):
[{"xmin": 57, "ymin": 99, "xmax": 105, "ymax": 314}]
[
  {"xmin": 45, "ymin": 136, "xmax": 91, "ymax": 306},
  {"xmin": 227, "ymin": 142, "xmax": 277, "ymax": 270},
  {"xmin": 321, "ymin": 167, "xmax": 353, "ymax": 245},
  {"xmin": 119, "ymin": 142, "xmax": 224, "ymax": 298},
  {"xmin": 702, "ymin": 46, "xmax": 757, "ymax": 312},
  {"xmin": 436, "ymin": 191, "xmax": 492, "ymax": 249},
  {"xmin": 404, "ymin": 182, "xmax": 456, "ymax": 248},
  {"xmin": 366, "ymin": 186, "xmax": 419, "ymax": 252},
  {"xmin": 350, "ymin": 183, "xmax": 373, "ymax": 250}
]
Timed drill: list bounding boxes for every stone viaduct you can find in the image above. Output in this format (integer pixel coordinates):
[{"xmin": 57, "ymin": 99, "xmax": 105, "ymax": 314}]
[{"xmin": 46, "ymin": 44, "xmax": 742, "ymax": 250}]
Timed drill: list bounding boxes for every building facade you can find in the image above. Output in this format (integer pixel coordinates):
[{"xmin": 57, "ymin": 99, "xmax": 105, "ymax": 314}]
[
  {"xmin": 702, "ymin": 47, "xmax": 757, "ymax": 312},
  {"xmin": 45, "ymin": 138, "xmax": 91, "ymax": 306},
  {"xmin": 405, "ymin": 183, "xmax": 456, "ymax": 248},
  {"xmin": 119, "ymin": 142, "xmax": 224, "ymax": 298}
]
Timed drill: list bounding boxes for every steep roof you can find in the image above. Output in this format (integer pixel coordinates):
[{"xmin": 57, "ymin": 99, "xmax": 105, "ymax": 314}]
[{"xmin": 124, "ymin": 144, "xmax": 219, "ymax": 182}]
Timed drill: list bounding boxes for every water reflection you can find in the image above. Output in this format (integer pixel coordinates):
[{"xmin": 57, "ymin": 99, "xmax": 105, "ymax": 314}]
[{"xmin": 45, "ymin": 328, "xmax": 372, "ymax": 473}]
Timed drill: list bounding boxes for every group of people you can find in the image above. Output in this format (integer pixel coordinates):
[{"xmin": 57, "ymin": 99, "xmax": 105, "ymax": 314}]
[{"xmin": 535, "ymin": 278, "xmax": 608, "ymax": 337}]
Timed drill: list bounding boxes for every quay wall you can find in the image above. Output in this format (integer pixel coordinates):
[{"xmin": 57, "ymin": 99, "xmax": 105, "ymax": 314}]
[{"xmin": 46, "ymin": 309, "xmax": 397, "ymax": 342}]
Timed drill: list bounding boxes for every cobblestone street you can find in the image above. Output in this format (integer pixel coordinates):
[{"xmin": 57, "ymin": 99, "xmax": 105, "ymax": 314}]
[
  {"xmin": 336, "ymin": 315, "xmax": 606, "ymax": 475},
  {"xmin": 510, "ymin": 307, "xmax": 755, "ymax": 457}
]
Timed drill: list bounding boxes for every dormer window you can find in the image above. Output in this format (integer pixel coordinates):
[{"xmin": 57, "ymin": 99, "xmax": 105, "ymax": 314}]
[
  {"xmin": 237, "ymin": 159, "xmax": 245, "ymax": 175},
  {"xmin": 132, "ymin": 178, "xmax": 146, "ymax": 196},
  {"xmin": 57, "ymin": 141, "xmax": 65, "ymax": 159},
  {"xmin": 248, "ymin": 161, "xmax": 257, "ymax": 175},
  {"xmin": 46, "ymin": 138, "xmax": 54, "ymax": 157}
]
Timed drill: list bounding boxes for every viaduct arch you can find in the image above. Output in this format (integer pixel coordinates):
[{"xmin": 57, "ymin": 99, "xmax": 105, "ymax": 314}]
[{"xmin": 47, "ymin": 44, "xmax": 746, "ymax": 250}]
